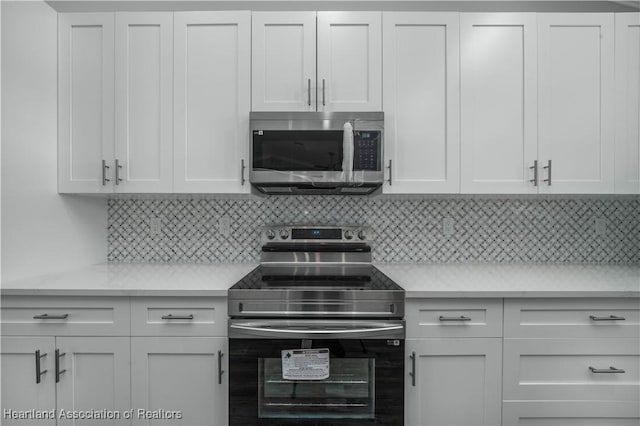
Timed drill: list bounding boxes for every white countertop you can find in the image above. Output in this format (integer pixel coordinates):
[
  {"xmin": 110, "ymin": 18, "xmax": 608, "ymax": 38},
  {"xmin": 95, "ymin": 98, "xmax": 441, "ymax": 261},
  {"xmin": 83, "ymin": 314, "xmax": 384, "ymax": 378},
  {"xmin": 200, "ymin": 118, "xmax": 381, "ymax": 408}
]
[
  {"xmin": 1, "ymin": 262, "xmax": 638, "ymax": 298},
  {"xmin": 0, "ymin": 263, "xmax": 258, "ymax": 297},
  {"xmin": 376, "ymin": 263, "xmax": 640, "ymax": 298}
]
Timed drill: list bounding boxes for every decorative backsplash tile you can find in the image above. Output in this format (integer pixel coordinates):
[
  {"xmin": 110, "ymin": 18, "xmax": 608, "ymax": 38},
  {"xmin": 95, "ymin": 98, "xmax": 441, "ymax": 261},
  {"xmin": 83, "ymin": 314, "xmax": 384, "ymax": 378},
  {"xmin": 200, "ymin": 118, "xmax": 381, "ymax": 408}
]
[{"xmin": 108, "ymin": 196, "xmax": 639, "ymax": 264}]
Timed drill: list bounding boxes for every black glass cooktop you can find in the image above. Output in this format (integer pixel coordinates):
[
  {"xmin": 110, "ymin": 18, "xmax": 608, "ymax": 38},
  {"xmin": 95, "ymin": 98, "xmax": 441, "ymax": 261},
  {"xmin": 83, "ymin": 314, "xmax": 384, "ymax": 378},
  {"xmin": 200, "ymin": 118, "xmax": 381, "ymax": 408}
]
[{"xmin": 229, "ymin": 265, "xmax": 404, "ymax": 292}]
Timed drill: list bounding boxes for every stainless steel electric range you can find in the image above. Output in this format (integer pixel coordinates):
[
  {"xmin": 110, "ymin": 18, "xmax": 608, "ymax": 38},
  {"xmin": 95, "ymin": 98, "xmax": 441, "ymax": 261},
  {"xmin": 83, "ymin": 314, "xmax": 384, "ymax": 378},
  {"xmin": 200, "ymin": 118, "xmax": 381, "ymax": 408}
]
[{"xmin": 228, "ymin": 225, "xmax": 405, "ymax": 425}]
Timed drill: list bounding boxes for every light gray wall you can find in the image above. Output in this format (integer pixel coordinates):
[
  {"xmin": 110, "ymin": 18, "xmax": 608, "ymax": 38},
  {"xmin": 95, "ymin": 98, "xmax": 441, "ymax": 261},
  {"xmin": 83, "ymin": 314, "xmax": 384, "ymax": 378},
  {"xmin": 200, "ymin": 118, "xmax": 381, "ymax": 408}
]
[{"xmin": 1, "ymin": 1, "xmax": 107, "ymax": 283}]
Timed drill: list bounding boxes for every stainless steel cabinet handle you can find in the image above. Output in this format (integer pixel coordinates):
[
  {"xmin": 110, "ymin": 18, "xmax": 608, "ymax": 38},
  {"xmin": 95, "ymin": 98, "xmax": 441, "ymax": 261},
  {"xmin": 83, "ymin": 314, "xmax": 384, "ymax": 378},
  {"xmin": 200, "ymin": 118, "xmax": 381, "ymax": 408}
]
[
  {"xmin": 218, "ymin": 350, "xmax": 224, "ymax": 385},
  {"xmin": 590, "ymin": 315, "xmax": 626, "ymax": 321},
  {"xmin": 589, "ymin": 366, "xmax": 626, "ymax": 374},
  {"xmin": 240, "ymin": 159, "xmax": 246, "ymax": 186},
  {"xmin": 35, "ymin": 350, "xmax": 47, "ymax": 384},
  {"xmin": 161, "ymin": 314, "xmax": 194, "ymax": 320},
  {"xmin": 543, "ymin": 160, "xmax": 552, "ymax": 186},
  {"xmin": 307, "ymin": 78, "xmax": 311, "ymax": 107},
  {"xmin": 55, "ymin": 349, "xmax": 66, "ymax": 383},
  {"xmin": 387, "ymin": 160, "xmax": 392, "ymax": 186},
  {"xmin": 322, "ymin": 79, "xmax": 326, "ymax": 107},
  {"xmin": 33, "ymin": 313, "xmax": 69, "ymax": 320},
  {"xmin": 115, "ymin": 159, "xmax": 123, "ymax": 185},
  {"xmin": 439, "ymin": 316, "xmax": 472, "ymax": 322},
  {"xmin": 529, "ymin": 160, "xmax": 538, "ymax": 186},
  {"xmin": 409, "ymin": 351, "xmax": 416, "ymax": 387},
  {"xmin": 102, "ymin": 160, "xmax": 110, "ymax": 186}
]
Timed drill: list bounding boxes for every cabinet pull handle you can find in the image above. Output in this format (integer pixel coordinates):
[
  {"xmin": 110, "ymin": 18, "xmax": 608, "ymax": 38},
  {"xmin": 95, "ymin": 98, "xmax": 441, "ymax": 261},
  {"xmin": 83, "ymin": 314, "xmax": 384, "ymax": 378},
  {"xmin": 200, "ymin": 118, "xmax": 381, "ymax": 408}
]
[
  {"xmin": 115, "ymin": 159, "xmax": 123, "ymax": 185},
  {"xmin": 307, "ymin": 78, "xmax": 311, "ymax": 107},
  {"xmin": 387, "ymin": 160, "xmax": 392, "ymax": 186},
  {"xmin": 102, "ymin": 160, "xmax": 111, "ymax": 186},
  {"xmin": 35, "ymin": 350, "xmax": 47, "ymax": 384},
  {"xmin": 589, "ymin": 366, "xmax": 625, "ymax": 374},
  {"xmin": 55, "ymin": 349, "xmax": 66, "ymax": 383},
  {"xmin": 161, "ymin": 314, "xmax": 194, "ymax": 320},
  {"xmin": 240, "ymin": 159, "xmax": 246, "ymax": 186},
  {"xmin": 590, "ymin": 315, "xmax": 626, "ymax": 321},
  {"xmin": 33, "ymin": 313, "xmax": 69, "ymax": 320},
  {"xmin": 529, "ymin": 160, "xmax": 538, "ymax": 186},
  {"xmin": 543, "ymin": 160, "xmax": 552, "ymax": 186},
  {"xmin": 439, "ymin": 315, "xmax": 472, "ymax": 322},
  {"xmin": 322, "ymin": 79, "xmax": 326, "ymax": 107},
  {"xmin": 218, "ymin": 350, "xmax": 224, "ymax": 385},
  {"xmin": 409, "ymin": 351, "xmax": 416, "ymax": 387}
]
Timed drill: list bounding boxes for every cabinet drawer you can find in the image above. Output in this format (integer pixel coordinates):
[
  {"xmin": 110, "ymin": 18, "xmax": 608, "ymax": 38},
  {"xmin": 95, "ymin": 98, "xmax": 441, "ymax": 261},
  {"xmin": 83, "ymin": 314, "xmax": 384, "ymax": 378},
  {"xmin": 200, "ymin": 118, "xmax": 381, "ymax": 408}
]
[
  {"xmin": 502, "ymin": 401, "xmax": 640, "ymax": 426},
  {"xmin": 504, "ymin": 298, "xmax": 640, "ymax": 338},
  {"xmin": 406, "ymin": 299, "xmax": 502, "ymax": 338},
  {"xmin": 0, "ymin": 296, "xmax": 130, "ymax": 336},
  {"xmin": 131, "ymin": 297, "xmax": 227, "ymax": 337},
  {"xmin": 503, "ymin": 338, "xmax": 640, "ymax": 402}
]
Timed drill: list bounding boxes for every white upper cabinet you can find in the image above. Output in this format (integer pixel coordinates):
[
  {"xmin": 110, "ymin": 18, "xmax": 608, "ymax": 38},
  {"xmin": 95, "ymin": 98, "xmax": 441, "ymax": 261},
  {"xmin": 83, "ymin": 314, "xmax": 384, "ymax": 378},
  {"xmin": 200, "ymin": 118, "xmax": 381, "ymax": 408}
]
[
  {"xmin": 460, "ymin": 13, "xmax": 538, "ymax": 194},
  {"xmin": 615, "ymin": 13, "xmax": 640, "ymax": 194},
  {"xmin": 115, "ymin": 12, "xmax": 173, "ymax": 193},
  {"xmin": 538, "ymin": 14, "xmax": 615, "ymax": 193},
  {"xmin": 382, "ymin": 12, "xmax": 460, "ymax": 193},
  {"xmin": 317, "ymin": 12, "xmax": 382, "ymax": 112},
  {"xmin": 251, "ymin": 12, "xmax": 316, "ymax": 112},
  {"xmin": 173, "ymin": 12, "xmax": 251, "ymax": 193},
  {"xmin": 252, "ymin": 11, "xmax": 382, "ymax": 112},
  {"xmin": 58, "ymin": 13, "xmax": 114, "ymax": 194}
]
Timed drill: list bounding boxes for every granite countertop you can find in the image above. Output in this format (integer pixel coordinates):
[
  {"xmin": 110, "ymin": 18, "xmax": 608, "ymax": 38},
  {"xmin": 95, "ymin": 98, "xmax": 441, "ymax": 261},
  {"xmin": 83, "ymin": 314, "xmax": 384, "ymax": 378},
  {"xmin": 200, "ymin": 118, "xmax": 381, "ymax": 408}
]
[{"xmin": 1, "ymin": 262, "xmax": 639, "ymax": 298}]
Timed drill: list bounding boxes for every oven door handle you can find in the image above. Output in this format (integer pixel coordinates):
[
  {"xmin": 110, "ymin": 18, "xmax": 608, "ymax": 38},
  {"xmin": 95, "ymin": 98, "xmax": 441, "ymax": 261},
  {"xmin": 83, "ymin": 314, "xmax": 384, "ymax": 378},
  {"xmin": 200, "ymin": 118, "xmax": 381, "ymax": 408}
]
[{"xmin": 229, "ymin": 320, "xmax": 405, "ymax": 339}]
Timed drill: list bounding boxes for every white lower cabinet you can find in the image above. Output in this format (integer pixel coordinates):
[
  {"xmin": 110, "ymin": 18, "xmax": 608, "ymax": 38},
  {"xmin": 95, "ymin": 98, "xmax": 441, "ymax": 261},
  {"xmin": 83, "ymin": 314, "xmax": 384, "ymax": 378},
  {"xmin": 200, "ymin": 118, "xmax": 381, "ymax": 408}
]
[
  {"xmin": 130, "ymin": 337, "xmax": 227, "ymax": 426},
  {"xmin": 0, "ymin": 336, "xmax": 131, "ymax": 426},
  {"xmin": 406, "ymin": 338, "xmax": 502, "ymax": 426}
]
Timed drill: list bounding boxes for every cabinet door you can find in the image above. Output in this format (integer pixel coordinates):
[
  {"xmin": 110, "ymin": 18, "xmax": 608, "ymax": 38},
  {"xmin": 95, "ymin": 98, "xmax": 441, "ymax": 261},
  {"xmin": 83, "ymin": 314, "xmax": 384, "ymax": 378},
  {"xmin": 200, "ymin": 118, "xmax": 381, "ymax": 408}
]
[
  {"xmin": 1, "ymin": 337, "xmax": 56, "ymax": 425},
  {"xmin": 405, "ymin": 338, "xmax": 502, "ymax": 426},
  {"xmin": 503, "ymin": 401, "xmax": 640, "ymax": 426},
  {"xmin": 173, "ymin": 12, "xmax": 250, "ymax": 193},
  {"xmin": 460, "ymin": 13, "xmax": 538, "ymax": 193},
  {"xmin": 58, "ymin": 13, "xmax": 114, "ymax": 194},
  {"xmin": 538, "ymin": 13, "xmax": 615, "ymax": 193},
  {"xmin": 317, "ymin": 12, "xmax": 382, "ymax": 112},
  {"xmin": 382, "ymin": 12, "xmax": 459, "ymax": 193},
  {"xmin": 615, "ymin": 13, "xmax": 640, "ymax": 194},
  {"xmin": 131, "ymin": 337, "xmax": 227, "ymax": 426},
  {"xmin": 115, "ymin": 12, "xmax": 173, "ymax": 193},
  {"xmin": 251, "ymin": 12, "xmax": 316, "ymax": 111},
  {"xmin": 55, "ymin": 337, "xmax": 131, "ymax": 426}
]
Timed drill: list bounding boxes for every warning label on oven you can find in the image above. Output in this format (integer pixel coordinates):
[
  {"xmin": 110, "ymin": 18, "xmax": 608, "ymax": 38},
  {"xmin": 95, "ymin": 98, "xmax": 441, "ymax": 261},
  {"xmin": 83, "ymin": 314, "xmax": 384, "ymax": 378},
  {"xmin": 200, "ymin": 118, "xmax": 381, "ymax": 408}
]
[{"xmin": 281, "ymin": 348, "xmax": 330, "ymax": 380}]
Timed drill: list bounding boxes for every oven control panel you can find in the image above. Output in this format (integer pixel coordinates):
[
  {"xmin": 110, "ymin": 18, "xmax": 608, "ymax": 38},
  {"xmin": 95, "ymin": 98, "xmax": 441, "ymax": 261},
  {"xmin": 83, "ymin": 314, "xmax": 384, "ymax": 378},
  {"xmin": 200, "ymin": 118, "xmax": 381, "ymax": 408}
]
[{"xmin": 262, "ymin": 225, "xmax": 370, "ymax": 244}]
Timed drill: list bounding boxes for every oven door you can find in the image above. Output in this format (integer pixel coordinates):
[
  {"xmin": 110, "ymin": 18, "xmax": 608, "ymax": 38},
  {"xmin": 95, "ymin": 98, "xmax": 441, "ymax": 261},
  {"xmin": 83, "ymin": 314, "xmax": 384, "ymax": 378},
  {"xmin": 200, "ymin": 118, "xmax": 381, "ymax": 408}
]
[{"xmin": 228, "ymin": 319, "xmax": 404, "ymax": 425}]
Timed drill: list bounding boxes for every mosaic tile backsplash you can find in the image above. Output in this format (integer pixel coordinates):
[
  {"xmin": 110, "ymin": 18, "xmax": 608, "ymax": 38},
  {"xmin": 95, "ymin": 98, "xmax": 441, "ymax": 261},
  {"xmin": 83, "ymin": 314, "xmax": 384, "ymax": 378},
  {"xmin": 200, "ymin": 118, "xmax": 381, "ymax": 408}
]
[{"xmin": 108, "ymin": 196, "xmax": 639, "ymax": 264}]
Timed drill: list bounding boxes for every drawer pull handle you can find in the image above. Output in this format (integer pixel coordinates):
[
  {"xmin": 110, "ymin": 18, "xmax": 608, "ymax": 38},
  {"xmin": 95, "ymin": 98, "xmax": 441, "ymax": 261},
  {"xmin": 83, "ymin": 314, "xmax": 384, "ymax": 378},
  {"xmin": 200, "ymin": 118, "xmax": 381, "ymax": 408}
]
[
  {"xmin": 439, "ymin": 316, "xmax": 472, "ymax": 322},
  {"xmin": 409, "ymin": 351, "xmax": 416, "ymax": 387},
  {"xmin": 33, "ymin": 313, "xmax": 69, "ymax": 320},
  {"xmin": 589, "ymin": 315, "xmax": 626, "ymax": 321},
  {"xmin": 55, "ymin": 349, "xmax": 66, "ymax": 383},
  {"xmin": 161, "ymin": 314, "xmax": 194, "ymax": 320},
  {"xmin": 35, "ymin": 350, "xmax": 47, "ymax": 384},
  {"xmin": 589, "ymin": 366, "xmax": 626, "ymax": 374}
]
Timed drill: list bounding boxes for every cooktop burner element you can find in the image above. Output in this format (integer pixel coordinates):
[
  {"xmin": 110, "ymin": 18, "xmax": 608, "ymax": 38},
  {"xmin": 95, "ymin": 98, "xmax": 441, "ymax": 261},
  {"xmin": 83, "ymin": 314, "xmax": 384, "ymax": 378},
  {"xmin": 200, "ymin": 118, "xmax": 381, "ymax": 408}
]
[{"xmin": 228, "ymin": 225, "xmax": 405, "ymax": 319}]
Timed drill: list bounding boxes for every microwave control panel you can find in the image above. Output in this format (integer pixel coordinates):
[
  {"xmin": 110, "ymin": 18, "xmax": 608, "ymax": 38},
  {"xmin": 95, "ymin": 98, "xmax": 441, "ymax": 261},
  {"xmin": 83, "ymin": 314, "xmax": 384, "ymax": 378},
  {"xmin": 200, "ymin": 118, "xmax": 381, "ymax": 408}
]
[{"xmin": 353, "ymin": 131, "xmax": 382, "ymax": 171}]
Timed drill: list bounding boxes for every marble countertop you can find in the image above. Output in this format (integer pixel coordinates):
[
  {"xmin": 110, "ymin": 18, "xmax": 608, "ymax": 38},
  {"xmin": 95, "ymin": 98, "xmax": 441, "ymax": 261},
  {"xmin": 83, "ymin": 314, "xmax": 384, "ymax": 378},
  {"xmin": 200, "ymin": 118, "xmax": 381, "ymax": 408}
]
[
  {"xmin": 376, "ymin": 263, "xmax": 640, "ymax": 298},
  {"xmin": 1, "ymin": 262, "xmax": 638, "ymax": 298}
]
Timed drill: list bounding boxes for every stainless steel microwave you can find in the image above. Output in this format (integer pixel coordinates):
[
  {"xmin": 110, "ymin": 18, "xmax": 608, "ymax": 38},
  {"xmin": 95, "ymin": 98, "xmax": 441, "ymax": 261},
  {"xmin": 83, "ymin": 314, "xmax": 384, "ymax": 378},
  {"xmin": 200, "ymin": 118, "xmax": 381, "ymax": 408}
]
[{"xmin": 250, "ymin": 112, "xmax": 384, "ymax": 195}]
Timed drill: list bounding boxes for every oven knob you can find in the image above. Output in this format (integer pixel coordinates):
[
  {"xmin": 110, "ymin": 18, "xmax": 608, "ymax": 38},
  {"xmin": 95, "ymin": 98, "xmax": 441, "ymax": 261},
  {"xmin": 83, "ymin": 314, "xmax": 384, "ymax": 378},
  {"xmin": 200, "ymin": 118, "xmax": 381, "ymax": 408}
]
[
  {"xmin": 357, "ymin": 230, "xmax": 367, "ymax": 240},
  {"xmin": 344, "ymin": 230, "xmax": 354, "ymax": 240},
  {"xmin": 279, "ymin": 229, "xmax": 289, "ymax": 240},
  {"xmin": 266, "ymin": 229, "xmax": 276, "ymax": 240}
]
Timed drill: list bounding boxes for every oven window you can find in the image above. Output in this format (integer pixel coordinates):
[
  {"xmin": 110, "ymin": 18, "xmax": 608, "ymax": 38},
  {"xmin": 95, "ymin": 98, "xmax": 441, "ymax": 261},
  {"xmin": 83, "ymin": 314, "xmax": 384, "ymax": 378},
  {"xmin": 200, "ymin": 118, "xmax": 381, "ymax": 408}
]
[{"xmin": 258, "ymin": 358, "xmax": 375, "ymax": 419}]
